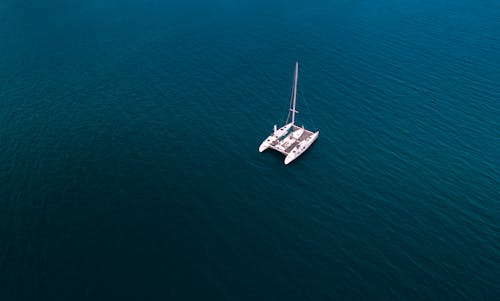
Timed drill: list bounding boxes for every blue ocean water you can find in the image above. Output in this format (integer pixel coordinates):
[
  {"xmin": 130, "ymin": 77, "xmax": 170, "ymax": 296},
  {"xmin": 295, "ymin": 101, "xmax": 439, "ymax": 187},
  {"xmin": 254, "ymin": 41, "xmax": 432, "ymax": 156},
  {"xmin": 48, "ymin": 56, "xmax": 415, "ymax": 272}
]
[{"xmin": 0, "ymin": 0, "xmax": 499, "ymax": 299}]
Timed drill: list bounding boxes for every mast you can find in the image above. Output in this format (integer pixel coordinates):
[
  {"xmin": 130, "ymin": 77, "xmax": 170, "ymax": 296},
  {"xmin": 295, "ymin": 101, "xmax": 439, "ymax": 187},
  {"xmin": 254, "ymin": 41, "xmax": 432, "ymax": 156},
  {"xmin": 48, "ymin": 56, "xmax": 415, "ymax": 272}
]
[{"xmin": 290, "ymin": 62, "xmax": 299, "ymax": 125}]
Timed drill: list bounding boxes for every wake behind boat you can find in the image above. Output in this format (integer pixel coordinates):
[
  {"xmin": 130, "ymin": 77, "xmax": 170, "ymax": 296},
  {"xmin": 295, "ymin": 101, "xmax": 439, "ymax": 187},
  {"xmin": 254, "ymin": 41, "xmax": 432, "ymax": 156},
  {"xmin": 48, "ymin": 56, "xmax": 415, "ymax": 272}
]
[{"xmin": 259, "ymin": 62, "xmax": 319, "ymax": 164}]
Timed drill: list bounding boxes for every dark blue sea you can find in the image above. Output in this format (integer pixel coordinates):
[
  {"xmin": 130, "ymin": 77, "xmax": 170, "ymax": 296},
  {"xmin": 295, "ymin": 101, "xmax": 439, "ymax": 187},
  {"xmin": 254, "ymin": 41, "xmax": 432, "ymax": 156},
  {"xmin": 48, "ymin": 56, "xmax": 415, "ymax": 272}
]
[{"xmin": 1, "ymin": 1, "xmax": 499, "ymax": 300}]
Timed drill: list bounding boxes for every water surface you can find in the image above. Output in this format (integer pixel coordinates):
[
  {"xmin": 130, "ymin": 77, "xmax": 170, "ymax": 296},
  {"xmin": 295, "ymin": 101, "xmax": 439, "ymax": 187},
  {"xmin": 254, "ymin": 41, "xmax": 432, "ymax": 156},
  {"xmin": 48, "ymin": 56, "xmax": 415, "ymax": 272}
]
[{"xmin": 0, "ymin": 0, "xmax": 499, "ymax": 300}]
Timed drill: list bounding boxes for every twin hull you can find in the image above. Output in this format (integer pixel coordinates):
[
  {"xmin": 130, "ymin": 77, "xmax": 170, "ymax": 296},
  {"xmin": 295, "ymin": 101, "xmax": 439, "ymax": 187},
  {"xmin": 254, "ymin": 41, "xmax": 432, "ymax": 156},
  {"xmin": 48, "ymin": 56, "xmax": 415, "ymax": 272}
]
[{"xmin": 259, "ymin": 124, "xmax": 319, "ymax": 165}]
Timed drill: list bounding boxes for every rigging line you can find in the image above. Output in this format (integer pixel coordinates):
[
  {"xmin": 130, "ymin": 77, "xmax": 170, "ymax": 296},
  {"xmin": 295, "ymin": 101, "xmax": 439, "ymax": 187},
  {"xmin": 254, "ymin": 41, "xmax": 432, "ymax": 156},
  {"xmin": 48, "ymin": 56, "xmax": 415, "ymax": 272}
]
[
  {"xmin": 302, "ymin": 95, "xmax": 318, "ymax": 131},
  {"xmin": 284, "ymin": 74, "xmax": 295, "ymax": 125}
]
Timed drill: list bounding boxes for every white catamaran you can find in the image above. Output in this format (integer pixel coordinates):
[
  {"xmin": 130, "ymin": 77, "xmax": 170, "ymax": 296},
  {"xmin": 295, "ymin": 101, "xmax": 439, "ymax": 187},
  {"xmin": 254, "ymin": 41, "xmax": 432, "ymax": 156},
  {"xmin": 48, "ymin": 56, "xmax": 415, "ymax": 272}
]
[{"xmin": 259, "ymin": 62, "xmax": 319, "ymax": 164}]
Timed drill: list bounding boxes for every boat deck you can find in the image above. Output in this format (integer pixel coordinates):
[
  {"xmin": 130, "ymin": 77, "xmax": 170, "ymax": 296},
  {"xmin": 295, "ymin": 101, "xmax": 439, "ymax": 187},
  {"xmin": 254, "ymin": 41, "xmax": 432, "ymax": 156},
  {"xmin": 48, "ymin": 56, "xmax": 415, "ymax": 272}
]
[{"xmin": 268, "ymin": 125, "xmax": 315, "ymax": 155}]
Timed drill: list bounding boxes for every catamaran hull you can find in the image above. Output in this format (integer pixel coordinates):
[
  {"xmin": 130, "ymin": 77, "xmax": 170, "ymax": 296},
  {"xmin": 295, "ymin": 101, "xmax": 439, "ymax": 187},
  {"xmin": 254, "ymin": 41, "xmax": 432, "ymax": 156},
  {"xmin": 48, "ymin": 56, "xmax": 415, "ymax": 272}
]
[
  {"xmin": 259, "ymin": 123, "xmax": 293, "ymax": 152},
  {"xmin": 284, "ymin": 131, "xmax": 319, "ymax": 165}
]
